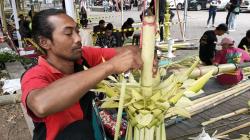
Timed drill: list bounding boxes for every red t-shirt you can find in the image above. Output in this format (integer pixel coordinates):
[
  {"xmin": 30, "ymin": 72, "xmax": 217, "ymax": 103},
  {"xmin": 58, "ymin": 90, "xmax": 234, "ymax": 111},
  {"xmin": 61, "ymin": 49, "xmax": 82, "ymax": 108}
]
[
  {"xmin": 21, "ymin": 47, "xmax": 116, "ymax": 140},
  {"xmin": 213, "ymin": 47, "xmax": 250, "ymax": 85}
]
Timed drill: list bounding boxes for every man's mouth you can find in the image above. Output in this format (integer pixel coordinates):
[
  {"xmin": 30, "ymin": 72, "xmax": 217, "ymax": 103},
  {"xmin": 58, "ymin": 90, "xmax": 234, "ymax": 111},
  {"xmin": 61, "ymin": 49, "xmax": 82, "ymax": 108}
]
[{"xmin": 72, "ymin": 46, "xmax": 82, "ymax": 51}]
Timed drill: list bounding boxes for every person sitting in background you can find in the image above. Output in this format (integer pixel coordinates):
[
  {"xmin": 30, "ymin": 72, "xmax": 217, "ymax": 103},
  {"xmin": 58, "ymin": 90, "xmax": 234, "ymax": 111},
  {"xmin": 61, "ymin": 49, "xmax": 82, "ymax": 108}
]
[
  {"xmin": 28, "ymin": 5, "xmax": 35, "ymax": 20},
  {"xmin": 79, "ymin": 6, "xmax": 88, "ymax": 28},
  {"xmin": 96, "ymin": 23, "xmax": 117, "ymax": 48},
  {"xmin": 19, "ymin": 14, "xmax": 32, "ymax": 38},
  {"xmin": 238, "ymin": 30, "xmax": 250, "ymax": 51},
  {"xmin": 93, "ymin": 20, "xmax": 106, "ymax": 34},
  {"xmin": 122, "ymin": 18, "xmax": 134, "ymax": 40},
  {"xmin": 213, "ymin": 37, "xmax": 250, "ymax": 85},
  {"xmin": 199, "ymin": 23, "xmax": 228, "ymax": 65}
]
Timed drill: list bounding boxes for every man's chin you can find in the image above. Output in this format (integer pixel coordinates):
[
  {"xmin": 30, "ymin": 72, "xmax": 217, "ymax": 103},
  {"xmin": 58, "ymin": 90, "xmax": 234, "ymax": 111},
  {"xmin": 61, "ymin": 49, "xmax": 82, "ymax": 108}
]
[{"xmin": 70, "ymin": 54, "xmax": 82, "ymax": 61}]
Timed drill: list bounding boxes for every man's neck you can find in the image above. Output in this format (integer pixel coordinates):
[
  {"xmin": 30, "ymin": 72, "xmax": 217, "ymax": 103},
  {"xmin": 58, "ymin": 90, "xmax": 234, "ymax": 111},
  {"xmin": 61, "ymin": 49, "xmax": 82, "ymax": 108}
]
[{"xmin": 46, "ymin": 56, "xmax": 75, "ymax": 75}]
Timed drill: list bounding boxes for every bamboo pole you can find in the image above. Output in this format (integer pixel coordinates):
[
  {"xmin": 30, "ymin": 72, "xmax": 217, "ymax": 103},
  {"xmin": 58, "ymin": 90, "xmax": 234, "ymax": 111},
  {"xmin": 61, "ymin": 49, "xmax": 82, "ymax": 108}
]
[
  {"xmin": 21, "ymin": 0, "xmax": 25, "ymax": 11},
  {"xmin": 192, "ymin": 91, "xmax": 222, "ymax": 105},
  {"xmin": 156, "ymin": 42, "xmax": 195, "ymax": 49},
  {"xmin": 169, "ymin": 62, "xmax": 250, "ymax": 78},
  {"xmin": 121, "ymin": 0, "xmax": 123, "ymax": 27},
  {"xmin": 65, "ymin": 0, "xmax": 77, "ymax": 21},
  {"xmin": 16, "ymin": 0, "xmax": 21, "ymax": 12},
  {"xmin": 192, "ymin": 79, "xmax": 250, "ymax": 105},
  {"xmin": 11, "ymin": 0, "xmax": 23, "ymax": 48},
  {"xmin": 187, "ymin": 80, "xmax": 250, "ymax": 115},
  {"xmin": 216, "ymin": 122, "xmax": 250, "ymax": 136},
  {"xmin": 114, "ymin": 79, "xmax": 126, "ymax": 140},
  {"xmin": 164, "ymin": 2, "xmax": 170, "ymax": 41},
  {"xmin": 0, "ymin": 93, "xmax": 22, "ymax": 106},
  {"xmin": 0, "ymin": 0, "xmax": 7, "ymax": 33},
  {"xmin": 155, "ymin": 0, "xmax": 159, "ymax": 24},
  {"xmin": 201, "ymin": 108, "xmax": 249, "ymax": 126},
  {"xmin": 183, "ymin": 0, "xmax": 188, "ymax": 40},
  {"xmin": 165, "ymin": 80, "xmax": 250, "ymax": 119},
  {"xmin": 141, "ymin": 15, "xmax": 155, "ymax": 98},
  {"xmin": 173, "ymin": 0, "xmax": 184, "ymax": 39}
]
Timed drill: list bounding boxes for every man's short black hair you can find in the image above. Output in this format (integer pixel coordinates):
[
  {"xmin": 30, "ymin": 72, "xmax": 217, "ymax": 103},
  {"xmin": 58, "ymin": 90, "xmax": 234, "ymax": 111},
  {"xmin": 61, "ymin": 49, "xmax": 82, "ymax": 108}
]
[
  {"xmin": 126, "ymin": 18, "xmax": 134, "ymax": 25},
  {"xmin": 32, "ymin": 9, "xmax": 65, "ymax": 45},
  {"xmin": 216, "ymin": 23, "xmax": 228, "ymax": 32},
  {"xmin": 246, "ymin": 30, "xmax": 250, "ymax": 38},
  {"xmin": 99, "ymin": 20, "xmax": 105, "ymax": 25},
  {"xmin": 105, "ymin": 23, "xmax": 113, "ymax": 31}
]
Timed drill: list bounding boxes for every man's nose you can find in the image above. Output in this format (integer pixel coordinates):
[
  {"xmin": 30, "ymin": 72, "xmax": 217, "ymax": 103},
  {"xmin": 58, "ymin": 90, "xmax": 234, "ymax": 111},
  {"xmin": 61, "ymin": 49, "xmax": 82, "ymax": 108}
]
[{"xmin": 74, "ymin": 32, "xmax": 81, "ymax": 43}]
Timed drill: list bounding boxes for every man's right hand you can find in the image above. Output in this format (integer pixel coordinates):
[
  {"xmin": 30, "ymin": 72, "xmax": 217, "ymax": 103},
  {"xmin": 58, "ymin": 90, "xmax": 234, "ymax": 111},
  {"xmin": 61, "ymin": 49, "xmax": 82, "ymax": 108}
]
[{"xmin": 107, "ymin": 47, "xmax": 143, "ymax": 74}]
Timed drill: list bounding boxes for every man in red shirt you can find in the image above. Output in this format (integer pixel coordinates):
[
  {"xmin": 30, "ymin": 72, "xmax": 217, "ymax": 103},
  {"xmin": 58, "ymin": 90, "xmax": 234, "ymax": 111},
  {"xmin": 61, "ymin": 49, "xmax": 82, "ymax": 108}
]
[
  {"xmin": 21, "ymin": 9, "xmax": 143, "ymax": 140},
  {"xmin": 213, "ymin": 37, "xmax": 250, "ymax": 85}
]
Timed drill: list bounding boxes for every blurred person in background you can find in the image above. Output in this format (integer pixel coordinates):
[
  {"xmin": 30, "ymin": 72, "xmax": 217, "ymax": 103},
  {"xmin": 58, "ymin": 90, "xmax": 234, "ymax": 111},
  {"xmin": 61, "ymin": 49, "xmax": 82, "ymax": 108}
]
[
  {"xmin": 207, "ymin": 0, "xmax": 219, "ymax": 28},
  {"xmin": 227, "ymin": 0, "xmax": 241, "ymax": 31},
  {"xmin": 199, "ymin": 23, "xmax": 228, "ymax": 65},
  {"xmin": 213, "ymin": 37, "xmax": 250, "ymax": 85},
  {"xmin": 238, "ymin": 30, "xmax": 250, "ymax": 50},
  {"xmin": 79, "ymin": 6, "xmax": 88, "ymax": 28},
  {"xmin": 93, "ymin": 20, "xmax": 106, "ymax": 34},
  {"xmin": 96, "ymin": 23, "xmax": 118, "ymax": 48},
  {"xmin": 122, "ymin": 18, "xmax": 135, "ymax": 40}
]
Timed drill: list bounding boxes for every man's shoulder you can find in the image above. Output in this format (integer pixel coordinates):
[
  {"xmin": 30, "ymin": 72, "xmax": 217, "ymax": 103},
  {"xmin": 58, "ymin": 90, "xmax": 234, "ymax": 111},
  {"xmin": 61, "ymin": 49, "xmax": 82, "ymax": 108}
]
[
  {"xmin": 93, "ymin": 25, "xmax": 100, "ymax": 29},
  {"xmin": 22, "ymin": 65, "xmax": 48, "ymax": 81},
  {"xmin": 93, "ymin": 25, "xmax": 100, "ymax": 32},
  {"xmin": 205, "ymin": 30, "xmax": 215, "ymax": 34},
  {"xmin": 206, "ymin": 30, "xmax": 217, "ymax": 40},
  {"xmin": 241, "ymin": 37, "xmax": 248, "ymax": 42}
]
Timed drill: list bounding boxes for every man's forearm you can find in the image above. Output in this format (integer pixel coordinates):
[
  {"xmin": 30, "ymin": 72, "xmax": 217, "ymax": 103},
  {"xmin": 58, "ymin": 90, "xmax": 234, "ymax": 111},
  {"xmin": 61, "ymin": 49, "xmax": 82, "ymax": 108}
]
[
  {"xmin": 27, "ymin": 62, "xmax": 114, "ymax": 118},
  {"xmin": 114, "ymin": 46, "xmax": 141, "ymax": 54}
]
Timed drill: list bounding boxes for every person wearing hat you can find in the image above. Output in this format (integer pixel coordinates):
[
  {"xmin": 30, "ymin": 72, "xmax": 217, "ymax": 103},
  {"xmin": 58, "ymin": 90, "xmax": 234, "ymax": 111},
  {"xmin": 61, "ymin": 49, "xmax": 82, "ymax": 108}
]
[
  {"xmin": 199, "ymin": 23, "xmax": 228, "ymax": 65},
  {"xmin": 238, "ymin": 30, "xmax": 250, "ymax": 51},
  {"xmin": 213, "ymin": 37, "xmax": 250, "ymax": 85}
]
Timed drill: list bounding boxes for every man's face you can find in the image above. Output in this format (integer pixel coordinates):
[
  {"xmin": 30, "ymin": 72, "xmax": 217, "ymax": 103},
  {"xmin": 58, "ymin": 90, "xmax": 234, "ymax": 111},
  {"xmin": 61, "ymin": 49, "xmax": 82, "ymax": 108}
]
[
  {"xmin": 217, "ymin": 30, "xmax": 225, "ymax": 36},
  {"xmin": 247, "ymin": 37, "xmax": 250, "ymax": 42},
  {"xmin": 221, "ymin": 44, "xmax": 229, "ymax": 49},
  {"xmin": 100, "ymin": 23, "xmax": 105, "ymax": 28},
  {"xmin": 46, "ymin": 14, "xmax": 82, "ymax": 62},
  {"xmin": 105, "ymin": 30, "xmax": 112, "ymax": 37}
]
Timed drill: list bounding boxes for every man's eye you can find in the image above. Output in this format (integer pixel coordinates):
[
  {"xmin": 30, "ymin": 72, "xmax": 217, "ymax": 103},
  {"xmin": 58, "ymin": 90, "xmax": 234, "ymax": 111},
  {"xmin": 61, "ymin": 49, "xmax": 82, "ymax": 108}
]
[
  {"xmin": 75, "ymin": 29, "xmax": 80, "ymax": 34},
  {"xmin": 65, "ymin": 32, "xmax": 73, "ymax": 35}
]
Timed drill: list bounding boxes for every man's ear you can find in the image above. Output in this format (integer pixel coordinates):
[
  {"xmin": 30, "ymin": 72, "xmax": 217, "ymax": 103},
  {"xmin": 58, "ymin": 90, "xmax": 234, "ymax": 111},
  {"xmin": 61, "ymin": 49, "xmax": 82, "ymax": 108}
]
[{"xmin": 39, "ymin": 36, "xmax": 51, "ymax": 50}]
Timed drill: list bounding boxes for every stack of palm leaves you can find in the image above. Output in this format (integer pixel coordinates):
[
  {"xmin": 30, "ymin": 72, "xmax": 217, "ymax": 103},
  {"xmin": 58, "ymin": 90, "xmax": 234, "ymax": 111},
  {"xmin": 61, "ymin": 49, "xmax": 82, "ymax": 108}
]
[
  {"xmin": 92, "ymin": 16, "xmax": 214, "ymax": 140},
  {"xmin": 94, "ymin": 59, "xmax": 213, "ymax": 140}
]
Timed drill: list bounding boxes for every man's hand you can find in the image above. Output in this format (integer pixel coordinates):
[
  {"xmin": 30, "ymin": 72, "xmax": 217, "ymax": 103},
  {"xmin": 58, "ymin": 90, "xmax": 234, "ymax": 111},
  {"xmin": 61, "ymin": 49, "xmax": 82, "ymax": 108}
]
[{"xmin": 107, "ymin": 46, "xmax": 143, "ymax": 74}]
